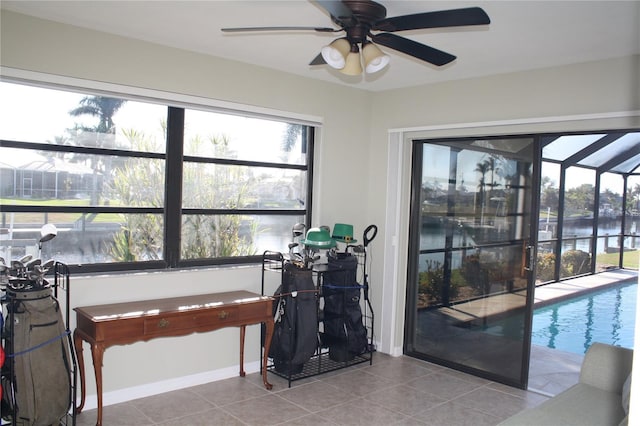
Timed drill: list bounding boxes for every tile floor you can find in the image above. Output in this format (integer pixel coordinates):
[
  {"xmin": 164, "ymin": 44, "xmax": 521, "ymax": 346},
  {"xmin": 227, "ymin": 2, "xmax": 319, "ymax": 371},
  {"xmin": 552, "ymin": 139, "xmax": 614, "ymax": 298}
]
[
  {"xmin": 73, "ymin": 269, "xmax": 624, "ymax": 425},
  {"xmin": 74, "ymin": 351, "xmax": 561, "ymax": 426}
]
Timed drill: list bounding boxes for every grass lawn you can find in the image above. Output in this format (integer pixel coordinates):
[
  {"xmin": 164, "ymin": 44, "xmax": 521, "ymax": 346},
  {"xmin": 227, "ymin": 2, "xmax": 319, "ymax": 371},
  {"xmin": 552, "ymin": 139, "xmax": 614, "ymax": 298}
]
[
  {"xmin": 1, "ymin": 198, "xmax": 91, "ymax": 206},
  {"xmin": 597, "ymin": 250, "xmax": 640, "ymax": 269}
]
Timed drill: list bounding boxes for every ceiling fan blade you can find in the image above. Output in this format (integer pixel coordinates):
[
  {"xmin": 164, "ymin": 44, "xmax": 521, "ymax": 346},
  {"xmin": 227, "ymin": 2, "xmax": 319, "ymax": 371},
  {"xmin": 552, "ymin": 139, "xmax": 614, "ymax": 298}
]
[
  {"xmin": 222, "ymin": 26, "xmax": 338, "ymax": 33},
  {"xmin": 309, "ymin": 53, "xmax": 326, "ymax": 66},
  {"xmin": 372, "ymin": 33, "xmax": 456, "ymax": 66},
  {"xmin": 373, "ymin": 7, "xmax": 490, "ymax": 32},
  {"xmin": 312, "ymin": 0, "xmax": 356, "ymax": 26}
]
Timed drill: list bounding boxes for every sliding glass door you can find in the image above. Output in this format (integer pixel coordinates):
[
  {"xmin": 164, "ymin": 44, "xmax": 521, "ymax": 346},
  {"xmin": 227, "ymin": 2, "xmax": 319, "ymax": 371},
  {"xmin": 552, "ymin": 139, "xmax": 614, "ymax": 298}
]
[{"xmin": 404, "ymin": 137, "xmax": 539, "ymax": 388}]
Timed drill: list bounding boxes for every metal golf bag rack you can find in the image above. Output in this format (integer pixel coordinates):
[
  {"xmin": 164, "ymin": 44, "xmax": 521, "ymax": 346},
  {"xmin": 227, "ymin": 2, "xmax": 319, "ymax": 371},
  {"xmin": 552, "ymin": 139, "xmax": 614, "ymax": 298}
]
[
  {"xmin": 261, "ymin": 225, "xmax": 376, "ymax": 387},
  {"xmin": 1, "ymin": 262, "xmax": 77, "ymax": 426}
]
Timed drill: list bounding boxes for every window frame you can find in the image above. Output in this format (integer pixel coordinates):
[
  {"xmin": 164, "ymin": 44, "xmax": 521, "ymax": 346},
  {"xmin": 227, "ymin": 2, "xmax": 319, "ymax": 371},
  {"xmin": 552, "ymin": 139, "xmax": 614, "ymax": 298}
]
[{"xmin": 0, "ymin": 78, "xmax": 316, "ymax": 274}]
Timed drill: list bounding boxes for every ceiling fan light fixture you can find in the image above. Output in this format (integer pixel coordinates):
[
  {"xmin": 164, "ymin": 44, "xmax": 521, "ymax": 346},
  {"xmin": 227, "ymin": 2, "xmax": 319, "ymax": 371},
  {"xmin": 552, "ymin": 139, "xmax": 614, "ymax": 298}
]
[
  {"xmin": 362, "ymin": 42, "xmax": 390, "ymax": 74},
  {"xmin": 340, "ymin": 45, "xmax": 363, "ymax": 76},
  {"xmin": 321, "ymin": 38, "xmax": 351, "ymax": 69}
]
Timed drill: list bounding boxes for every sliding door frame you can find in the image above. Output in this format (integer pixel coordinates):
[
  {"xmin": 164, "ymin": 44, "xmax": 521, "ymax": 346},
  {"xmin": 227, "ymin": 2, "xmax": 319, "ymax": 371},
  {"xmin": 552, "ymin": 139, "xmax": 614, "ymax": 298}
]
[{"xmin": 402, "ymin": 135, "xmax": 542, "ymax": 389}]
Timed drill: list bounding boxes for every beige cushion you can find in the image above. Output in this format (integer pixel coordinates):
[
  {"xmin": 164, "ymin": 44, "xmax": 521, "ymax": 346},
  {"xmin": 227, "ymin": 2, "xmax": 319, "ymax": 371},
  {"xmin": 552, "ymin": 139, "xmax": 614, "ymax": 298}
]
[
  {"xmin": 498, "ymin": 383, "xmax": 625, "ymax": 426},
  {"xmin": 499, "ymin": 344, "xmax": 632, "ymax": 426},
  {"xmin": 580, "ymin": 343, "xmax": 633, "ymax": 393}
]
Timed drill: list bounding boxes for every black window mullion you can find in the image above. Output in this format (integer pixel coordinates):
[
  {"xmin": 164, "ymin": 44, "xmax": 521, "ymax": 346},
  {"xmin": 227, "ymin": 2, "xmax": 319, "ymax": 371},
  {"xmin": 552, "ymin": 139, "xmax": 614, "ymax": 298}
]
[
  {"xmin": 0, "ymin": 139, "xmax": 165, "ymax": 159},
  {"xmin": 305, "ymin": 126, "xmax": 315, "ymax": 229},
  {"xmin": 183, "ymin": 155, "xmax": 307, "ymax": 170},
  {"xmin": 182, "ymin": 209, "xmax": 305, "ymax": 216},
  {"xmin": 164, "ymin": 107, "xmax": 185, "ymax": 268}
]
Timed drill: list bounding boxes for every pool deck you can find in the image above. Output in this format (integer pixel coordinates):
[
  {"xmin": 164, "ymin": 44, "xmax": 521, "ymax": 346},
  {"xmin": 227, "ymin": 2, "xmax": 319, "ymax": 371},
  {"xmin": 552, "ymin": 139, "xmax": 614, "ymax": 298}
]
[
  {"xmin": 441, "ymin": 268, "xmax": 638, "ymax": 325},
  {"xmin": 533, "ymin": 268, "xmax": 638, "ymax": 307}
]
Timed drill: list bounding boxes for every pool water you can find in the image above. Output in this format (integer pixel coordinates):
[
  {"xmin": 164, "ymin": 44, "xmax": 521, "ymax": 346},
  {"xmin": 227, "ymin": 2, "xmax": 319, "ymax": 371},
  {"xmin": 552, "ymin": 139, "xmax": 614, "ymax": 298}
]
[{"xmin": 531, "ymin": 282, "xmax": 636, "ymax": 354}]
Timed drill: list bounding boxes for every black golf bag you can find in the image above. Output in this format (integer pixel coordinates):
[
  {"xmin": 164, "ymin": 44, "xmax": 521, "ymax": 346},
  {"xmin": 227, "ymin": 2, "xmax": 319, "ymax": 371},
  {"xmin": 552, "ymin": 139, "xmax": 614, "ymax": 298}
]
[
  {"xmin": 1, "ymin": 284, "xmax": 73, "ymax": 426},
  {"xmin": 322, "ymin": 253, "xmax": 368, "ymax": 361},
  {"xmin": 268, "ymin": 262, "xmax": 318, "ymax": 375}
]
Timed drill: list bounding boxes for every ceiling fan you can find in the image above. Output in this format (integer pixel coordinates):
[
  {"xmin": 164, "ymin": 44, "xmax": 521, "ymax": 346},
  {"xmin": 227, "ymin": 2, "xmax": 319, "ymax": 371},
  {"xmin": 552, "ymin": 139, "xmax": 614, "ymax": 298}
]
[{"xmin": 221, "ymin": 0, "xmax": 490, "ymax": 76}]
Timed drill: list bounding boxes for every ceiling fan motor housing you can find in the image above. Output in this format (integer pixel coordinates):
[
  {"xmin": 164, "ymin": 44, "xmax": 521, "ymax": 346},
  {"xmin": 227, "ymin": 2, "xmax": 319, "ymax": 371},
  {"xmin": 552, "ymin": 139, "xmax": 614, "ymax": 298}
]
[{"xmin": 338, "ymin": 0, "xmax": 387, "ymax": 44}]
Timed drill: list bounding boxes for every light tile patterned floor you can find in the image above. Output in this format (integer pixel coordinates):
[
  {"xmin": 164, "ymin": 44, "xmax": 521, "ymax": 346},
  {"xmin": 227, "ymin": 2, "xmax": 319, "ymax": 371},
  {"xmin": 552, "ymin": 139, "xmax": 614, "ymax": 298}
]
[{"xmin": 75, "ymin": 352, "xmax": 561, "ymax": 426}]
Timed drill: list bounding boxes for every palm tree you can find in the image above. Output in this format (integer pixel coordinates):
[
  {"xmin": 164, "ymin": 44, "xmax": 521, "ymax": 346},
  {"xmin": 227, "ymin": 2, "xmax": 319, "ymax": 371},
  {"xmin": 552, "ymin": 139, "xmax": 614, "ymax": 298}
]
[
  {"xmin": 68, "ymin": 96, "xmax": 127, "ymax": 204},
  {"xmin": 630, "ymin": 183, "xmax": 640, "ymax": 212},
  {"xmin": 485, "ymin": 156, "xmax": 498, "ymax": 199},
  {"xmin": 69, "ymin": 96, "xmax": 126, "ymax": 135},
  {"xmin": 281, "ymin": 124, "xmax": 306, "ymax": 161}
]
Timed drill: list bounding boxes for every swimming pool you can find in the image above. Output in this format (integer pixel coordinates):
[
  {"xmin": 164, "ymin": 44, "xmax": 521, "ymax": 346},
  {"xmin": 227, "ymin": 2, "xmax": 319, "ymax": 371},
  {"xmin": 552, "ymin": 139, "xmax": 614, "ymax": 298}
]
[{"xmin": 531, "ymin": 282, "xmax": 637, "ymax": 354}]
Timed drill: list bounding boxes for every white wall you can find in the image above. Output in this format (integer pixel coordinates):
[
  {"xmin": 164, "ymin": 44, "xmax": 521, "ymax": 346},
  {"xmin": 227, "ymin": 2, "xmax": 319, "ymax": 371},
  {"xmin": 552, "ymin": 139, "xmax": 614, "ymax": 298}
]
[
  {"xmin": 368, "ymin": 55, "xmax": 640, "ymax": 354},
  {"xmin": 2, "ymin": 9, "xmax": 640, "ymax": 408},
  {"xmin": 0, "ymin": 10, "xmax": 374, "ymax": 407}
]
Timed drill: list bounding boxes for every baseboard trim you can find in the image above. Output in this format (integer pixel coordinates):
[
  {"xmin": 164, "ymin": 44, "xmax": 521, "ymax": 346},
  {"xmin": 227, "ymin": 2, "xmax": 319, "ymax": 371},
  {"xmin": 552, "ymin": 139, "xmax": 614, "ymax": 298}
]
[
  {"xmin": 77, "ymin": 361, "xmax": 261, "ymax": 411},
  {"xmin": 390, "ymin": 346, "xmax": 404, "ymax": 357}
]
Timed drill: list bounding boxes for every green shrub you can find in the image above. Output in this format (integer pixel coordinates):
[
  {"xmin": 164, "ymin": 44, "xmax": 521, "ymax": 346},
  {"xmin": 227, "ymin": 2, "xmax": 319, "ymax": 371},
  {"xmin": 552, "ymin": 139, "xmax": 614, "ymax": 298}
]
[
  {"xmin": 536, "ymin": 252, "xmax": 556, "ymax": 282},
  {"xmin": 418, "ymin": 259, "xmax": 461, "ymax": 306},
  {"xmin": 535, "ymin": 249, "xmax": 591, "ymax": 282},
  {"xmin": 562, "ymin": 249, "xmax": 591, "ymax": 275}
]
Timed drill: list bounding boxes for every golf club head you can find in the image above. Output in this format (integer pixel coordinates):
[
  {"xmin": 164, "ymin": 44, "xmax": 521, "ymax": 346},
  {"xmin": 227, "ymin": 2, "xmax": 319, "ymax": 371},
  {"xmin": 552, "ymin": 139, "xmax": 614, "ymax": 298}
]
[
  {"xmin": 287, "ymin": 242, "xmax": 300, "ymax": 260},
  {"xmin": 41, "ymin": 259, "xmax": 56, "ymax": 271},
  {"xmin": 31, "ymin": 265, "xmax": 49, "ymax": 286},
  {"xmin": 10, "ymin": 260, "xmax": 26, "ymax": 278},
  {"xmin": 292, "ymin": 223, "xmax": 305, "ymax": 238},
  {"xmin": 39, "ymin": 223, "xmax": 58, "ymax": 243},
  {"xmin": 26, "ymin": 258, "xmax": 42, "ymax": 270},
  {"xmin": 19, "ymin": 254, "xmax": 33, "ymax": 264}
]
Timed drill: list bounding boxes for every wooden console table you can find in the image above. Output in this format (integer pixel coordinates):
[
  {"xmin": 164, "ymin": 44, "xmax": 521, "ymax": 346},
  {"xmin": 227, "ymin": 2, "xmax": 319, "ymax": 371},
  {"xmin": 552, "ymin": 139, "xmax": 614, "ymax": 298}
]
[{"xmin": 73, "ymin": 290, "xmax": 274, "ymax": 426}]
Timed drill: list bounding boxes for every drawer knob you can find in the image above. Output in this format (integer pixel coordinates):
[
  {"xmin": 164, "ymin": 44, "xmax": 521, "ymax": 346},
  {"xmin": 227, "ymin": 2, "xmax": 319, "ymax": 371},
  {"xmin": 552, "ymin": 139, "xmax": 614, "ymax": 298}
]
[
  {"xmin": 158, "ymin": 318, "xmax": 170, "ymax": 328},
  {"xmin": 218, "ymin": 310, "xmax": 229, "ymax": 319}
]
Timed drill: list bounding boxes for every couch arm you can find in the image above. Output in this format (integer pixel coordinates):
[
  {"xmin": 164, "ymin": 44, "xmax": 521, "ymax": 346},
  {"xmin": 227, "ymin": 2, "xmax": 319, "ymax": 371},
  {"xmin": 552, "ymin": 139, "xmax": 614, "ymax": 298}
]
[{"xmin": 579, "ymin": 342, "xmax": 633, "ymax": 394}]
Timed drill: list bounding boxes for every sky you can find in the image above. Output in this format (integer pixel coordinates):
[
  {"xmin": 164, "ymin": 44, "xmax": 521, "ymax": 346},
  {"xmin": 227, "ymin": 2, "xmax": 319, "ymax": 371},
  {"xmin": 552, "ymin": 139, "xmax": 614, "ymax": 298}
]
[
  {"xmin": 0, "ymin": 81, "xmax": 302, "ymax": 165},
  {"xmin": 420, "ymin": 139, "xmax": 628, "ymax": 195}
]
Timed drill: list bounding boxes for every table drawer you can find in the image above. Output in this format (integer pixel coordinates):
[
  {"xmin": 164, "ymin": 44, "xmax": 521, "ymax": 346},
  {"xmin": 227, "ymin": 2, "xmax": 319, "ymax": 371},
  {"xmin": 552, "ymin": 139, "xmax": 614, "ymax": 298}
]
[
  {"xmin": 235, "ymin": 300, "xmax": 273, "ymax": 321},
  {"xmin": 143, "ymin": 306, "xmax": 239, "ymax": 335}
]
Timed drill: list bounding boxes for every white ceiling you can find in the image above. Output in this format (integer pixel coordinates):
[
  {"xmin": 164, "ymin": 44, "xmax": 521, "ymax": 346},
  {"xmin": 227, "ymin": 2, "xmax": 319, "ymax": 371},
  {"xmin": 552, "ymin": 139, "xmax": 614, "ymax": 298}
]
[{"xmin": 2, "ymin": 1, "xmax": 639, "ymax": 92}]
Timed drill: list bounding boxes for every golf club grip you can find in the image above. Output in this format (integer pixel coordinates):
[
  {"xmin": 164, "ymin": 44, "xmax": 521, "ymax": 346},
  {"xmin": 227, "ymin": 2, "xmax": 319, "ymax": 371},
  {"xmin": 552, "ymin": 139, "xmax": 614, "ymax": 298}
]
[{"xmin": 363, "ymin": 225, "xmax": 378, "ymax": 247}]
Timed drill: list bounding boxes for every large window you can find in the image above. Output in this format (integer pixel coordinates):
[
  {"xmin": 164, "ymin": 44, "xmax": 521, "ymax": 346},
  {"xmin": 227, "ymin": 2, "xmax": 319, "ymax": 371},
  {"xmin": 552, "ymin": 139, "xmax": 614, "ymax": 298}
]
[
  {"xmin": 536, "ymin": 132, "xmax": 640, "ymax": 283},
  {"xmin": 0, "ymin": 81, "xmax": 313, "ymax": 273}
]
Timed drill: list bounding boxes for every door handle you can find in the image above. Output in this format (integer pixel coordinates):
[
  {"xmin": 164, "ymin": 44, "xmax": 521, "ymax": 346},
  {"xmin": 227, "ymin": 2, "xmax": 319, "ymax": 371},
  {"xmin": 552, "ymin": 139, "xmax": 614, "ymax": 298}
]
[{"xmin": 524, "ymin": 245, "xmax": 535, "ymax": 272}]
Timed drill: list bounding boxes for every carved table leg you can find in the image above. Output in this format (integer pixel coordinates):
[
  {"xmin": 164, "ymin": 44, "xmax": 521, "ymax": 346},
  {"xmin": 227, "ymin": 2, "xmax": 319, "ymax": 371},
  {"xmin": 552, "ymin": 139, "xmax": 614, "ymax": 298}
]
[
  {"xmin": 91, "ymin": 342, "xmax": 106, "ymax": 426},
  {"xmin": 239, "ymin": 325, "xmax": 246, "ymax": 377},
  {"xmin": 262, "ymin": 318, "xmax": 274, "ymax": 390},
  {"xmin": 73, "ymin": 330, "xmax": 86, "ymax": 413}
]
